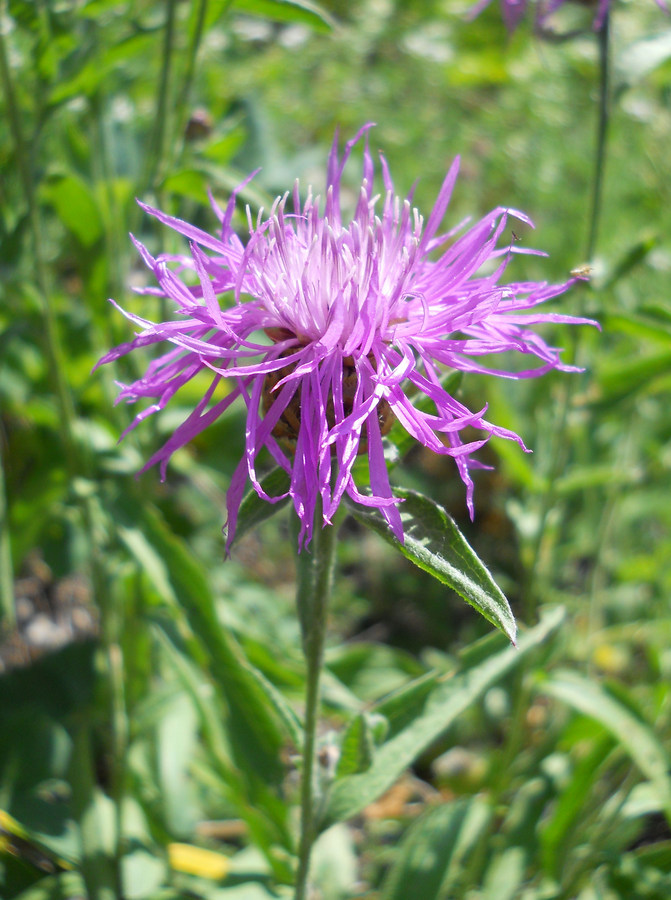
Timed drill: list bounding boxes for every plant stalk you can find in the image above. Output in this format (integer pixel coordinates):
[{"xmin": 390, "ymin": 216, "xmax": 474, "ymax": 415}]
[
  {"xmin": 586, "ymin": 12, "xmax": 611, "ymax": 263},
  {"xmin": 294, "ymin": 503, "xmax": 338, "ymax": 900},
  {"xmin": 142, "ymin": 0, "xmax": 178, "ymax": 196},
  {"xmin": 173, "ymin": 0, "xmax": 211, "ymax": 159},
  {"xmin": 522, "ymin": 15, "xmax": 611, "ymax": 613},
  {"xmin": 0, "ymin": 442, "xmax": 15, "ymax": 628},
  {"xmin": 0, "ymin": 8, "xmax": 77, "ymax": 465}
]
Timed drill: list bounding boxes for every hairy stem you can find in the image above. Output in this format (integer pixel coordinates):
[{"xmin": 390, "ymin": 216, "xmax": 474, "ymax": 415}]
[
  {"xmin": 294, "ymin": 505, "xmax": 338, "ymax": 900},
  {"xmin": 586, "ymin": 13, "xmax": 611, "ymax": 262}
]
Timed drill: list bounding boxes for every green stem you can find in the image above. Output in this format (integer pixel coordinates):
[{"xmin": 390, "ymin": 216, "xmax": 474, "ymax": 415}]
[
  {"xmin": 294, "ymin": 504, "xmax": 338, "ymax": 900},
  {"xmin": 0, "ymin": 442, "xmax": 15, "ymax": 629},
  {"xmin": 173, "ymin": 0, "xmax": 211, "ymax": 156},
  {"xmin": 519, "ymin": 377, "xmax": 571, "ymax": 620},
  {"xmin": 586, "ymin": 13, "xmax": 611, "ymax": 263},
  {"xmin": 522, "ymin": 17, "xmax": 611, "ymax": 614},
  {"xmin": 0, "ymin": 7, "xmax": 77, "ymax": 466},
  {"xmin": 142, "ymin": 0, "xmax": 178, "ymax": 195}
]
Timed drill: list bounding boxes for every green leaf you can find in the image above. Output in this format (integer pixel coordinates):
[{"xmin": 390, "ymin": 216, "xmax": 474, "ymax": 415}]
[
  {"xmin": 631, "ymin": 840, "xmax": 671, "ymax": 873},
  {"xmin": 373, "ymin": 671, "xmax": 439, "ymax": 740},
  {"xmin": 597, "ymin": 351, "xmax": 671, "ymax": 403},
  {"xmin": 600, "ymin": 310, "xmax": 671, "ymax": 346},
  {"xmin": 335, "ymin": 714, "xmax": 375, "ymax": 779},
  {"xmin": 11, "ymin": 872, "xmax": 87, "ymax": 900},
  {"xmin": 233, "ymin": 0, "xmax": 335, "ymax": 32},
  {"xmin": 539, "ymin": 673, "xmax": 671, "ymax": 820},
  {"xmin": 116, "ymin": 501, "xmax": 288, "ymax": 785},
  {"xmin": 345, "ymin": 489, "xmax": 516, "ymax": 643},
  {"xmin": 380, "ymin": 797, "xmax": 492, "ymax": 900},
  {"xmin": 70, "ymin": 727, "xmax": 118, "ymax": 900},
  {"xmin": 321, "ymin": 607, "xmax": 564, "ymax": 827},
  {"xmin": 481, "ymin": 847, "xmax": 527, "ymax": 900},
  {"xmin": 161, "ymin": 168, "xmax": 210, "ymax": 205},
  {"xmin": 616, "ymin": 30, "xmax": 671, "ymax": 89},
  {"xmin": 540, "ymin": 734, "xmax": 615, "ymax": 879},
  {"xmin": 230, "ymin": 467, "xmax": 292, "ymax": 548},
  {"xmin": 602, "ymin": 234, "xmax": 660, "ymax": 289},
  {"xmin": 554, "ymin": 464, "xmax": 641, "ymax": 496},
  {"xmin": 41, "ymin": 174, "xmax": 103, "ymax": 247},
  {"xmin": 152, "ymin": 622, "xmax": 236, "ymax": 770}
]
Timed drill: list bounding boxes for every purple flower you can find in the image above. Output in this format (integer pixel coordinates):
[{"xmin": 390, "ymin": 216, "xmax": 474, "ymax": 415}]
[
  {"xmin": 97, "ymin": 125, "xmax": 596, "ymax": 548},
  {"xmin": 469, "ymin": 0, "xmax": 529, "ymax": 32},
  {"xmin": 470, "ymin": 0, "xmax": 668, "ymax": 31}
]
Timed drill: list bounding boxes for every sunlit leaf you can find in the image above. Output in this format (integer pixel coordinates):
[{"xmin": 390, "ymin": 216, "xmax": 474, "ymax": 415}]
[
  {"xmin": 616, "ymin": 30, "xmax": 671, "ymax": 88},
  {"xmin": 597, "ymin": 351, "xmax": 671, "ymax": 403},
  {"xmin": 346, "ymin": 489, "xmax": 516, "ymax": 643},
  {"xmin": 116, "ymin": 502, "xmax": 289, "ymax": 784},
  {"xmin": 321, "ymin": 608, "xmax": 564, "ymax": 827},
  {"xmin": 335, "ymin": 714, "xmax": 375, "ymax": 778},
  {"xmin": 233, "ymin": 0, "xmax": 335, "ymax": 32},
  {"xmin": 41, "ymin": 174, "xmax": 103, "ymax": 247},
  {"xmin": 539, "ymin": 673, "xmax": 671, "ymax": 820},
  {"xmin": 10, "ymin": 872, "xmax": 86, "ymax": 900},
  {"xmin": 380, "ymin": 797, "xmax": 492, "ymax": 900}
]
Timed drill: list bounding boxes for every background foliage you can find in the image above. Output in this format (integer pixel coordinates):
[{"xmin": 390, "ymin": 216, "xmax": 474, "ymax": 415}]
[{"xmin": 1, "ymin": 0, "xmax": 671, "ymax": 897}]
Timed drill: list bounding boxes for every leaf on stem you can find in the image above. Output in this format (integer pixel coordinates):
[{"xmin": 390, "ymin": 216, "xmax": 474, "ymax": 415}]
[
  {"xmin": 321, "ymin": 607, "xmax": 564, "ymax": 827},
  {"xmin": 229, "ymin": 467, "xmax": 292, "ymax": 548},
  {"xmin": 335, "ymin": 714, "xmax": 376, "ymax": 778},
  {"xmin": 345, "ymin": 488, "xmax": 516, "ymax": 643}
]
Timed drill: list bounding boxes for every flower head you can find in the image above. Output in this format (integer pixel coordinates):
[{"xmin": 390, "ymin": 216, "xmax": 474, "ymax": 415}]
[
  {"xmin": 97, "ymin": 125, "xmax": 596, "ymax": 548},
  {"xmin": 470, "ymin": 0, "xmax": 668, "ymax": 32},
  {"xmin": 469, "ymin": 0, "xmax": 529, "ymax": 32}
]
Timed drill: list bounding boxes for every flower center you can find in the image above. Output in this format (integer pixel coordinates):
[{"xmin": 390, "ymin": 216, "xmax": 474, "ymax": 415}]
[{"xmin": 261, "ymin": 335, "xmax": 394, "ymax": 455}]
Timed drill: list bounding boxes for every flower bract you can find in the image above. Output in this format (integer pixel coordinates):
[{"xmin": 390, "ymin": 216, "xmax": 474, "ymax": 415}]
[{"xmin": 97, "ymin": 125, "xmax": 597, "ymax": 548}]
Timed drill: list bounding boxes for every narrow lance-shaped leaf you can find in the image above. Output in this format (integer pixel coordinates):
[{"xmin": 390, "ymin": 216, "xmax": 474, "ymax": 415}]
[
  {"xmin": 539, "ymin": 672, "xmax": 671, "ymax": 821},
  {"xmin": 540, "ymin": 734, "xmax": 615, "ymax": 879},
  {"xmin": 346, "ymin": 488, "xmax": 516, "ymax": 643},
  {"xmin": 230, "ymin": 466, "xmax": 291, "ymax": 548},
  {"xmin": 233, "ymin": 0, "xmax": 335, "ymax": 32},
  {"xmin": 321, "ymin": 607, "xmax": 564, "ymax": 827},
  {"xmin": 335, "ymin": 714, "xmax": 375, "ymax": 779},
  {"xmin": 11, "ymin": 872, "xmax": 88, "ymax": 900},
  {"xmin": 597, "ymin": 350, "xmax": 671, "ymax": 404},
  {"xmin": 115, "ymin": 500, "xmax": 288, "ymax": 785},
  {"xmin": 374, "ymin": 671, "xmax": 439, "ymax": 739},
  {"xmin": 380, "ymin": 797, "xmax": 492, "ymax": 900}
]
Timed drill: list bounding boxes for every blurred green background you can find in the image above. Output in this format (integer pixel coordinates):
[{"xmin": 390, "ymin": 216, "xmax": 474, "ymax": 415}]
[{"xmin": 1, "ymin": 0, "xmax": 671, "ymax": 898}]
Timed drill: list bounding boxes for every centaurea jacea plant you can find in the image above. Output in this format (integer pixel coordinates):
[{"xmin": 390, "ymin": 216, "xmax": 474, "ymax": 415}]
[{"xmin": 97, "ymin": 126, "xmax": 596, "ymax": 900}]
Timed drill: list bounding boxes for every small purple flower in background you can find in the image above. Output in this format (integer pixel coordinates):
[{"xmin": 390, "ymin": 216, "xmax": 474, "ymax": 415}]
[
  {"xmin": 471, "ymin": 0, "xmax": 668, "ymax": 31},
  {"xmin": 97, "ymin": 125, "xmax": 596, "ymax": 548},
  {"xmin": 469, "ymin": 0, "xmax": 529, "ymax": 32}
]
